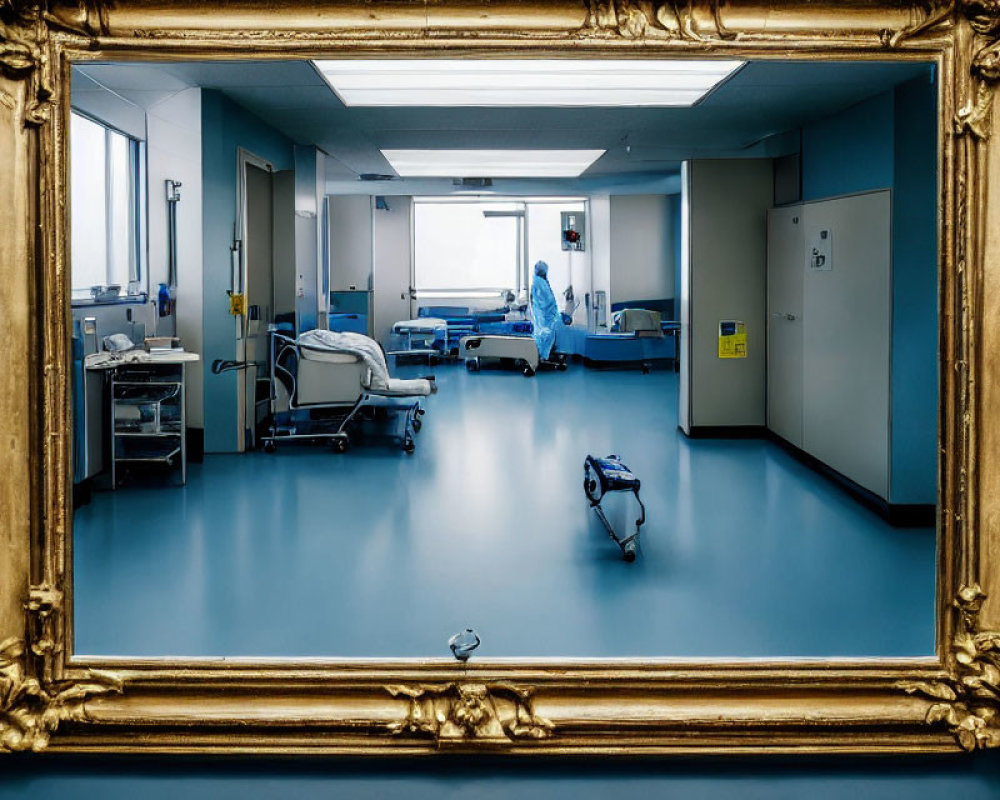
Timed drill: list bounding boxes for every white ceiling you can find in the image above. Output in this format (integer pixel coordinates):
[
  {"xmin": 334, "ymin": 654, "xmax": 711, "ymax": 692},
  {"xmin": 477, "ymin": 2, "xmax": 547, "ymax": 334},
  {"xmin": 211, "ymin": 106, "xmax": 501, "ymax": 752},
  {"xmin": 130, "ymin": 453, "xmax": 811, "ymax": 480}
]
[{"xmin": 73, "ymin": 59, "xmax": 932, "ymax": 185}]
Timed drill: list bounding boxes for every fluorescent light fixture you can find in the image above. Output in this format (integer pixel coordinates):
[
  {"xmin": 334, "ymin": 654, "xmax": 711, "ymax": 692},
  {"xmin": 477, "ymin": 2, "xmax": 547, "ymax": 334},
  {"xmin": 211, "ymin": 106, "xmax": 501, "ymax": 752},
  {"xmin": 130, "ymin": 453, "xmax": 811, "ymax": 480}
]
[
  {"xmin": 382, "ymin": 149, "xmax": 605, "ymax": 178},
  {"xmin": 313, "ymin": 59, "xmax": 744, "ymax": 107}
]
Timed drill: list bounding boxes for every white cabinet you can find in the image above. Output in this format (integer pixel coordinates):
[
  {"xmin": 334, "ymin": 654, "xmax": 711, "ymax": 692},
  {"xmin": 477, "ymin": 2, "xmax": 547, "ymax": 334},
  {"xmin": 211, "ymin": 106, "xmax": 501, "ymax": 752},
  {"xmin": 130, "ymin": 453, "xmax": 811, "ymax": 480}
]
[{"xmin": 767, "ymin": 190, "xmax": 891, "ymax": 500}]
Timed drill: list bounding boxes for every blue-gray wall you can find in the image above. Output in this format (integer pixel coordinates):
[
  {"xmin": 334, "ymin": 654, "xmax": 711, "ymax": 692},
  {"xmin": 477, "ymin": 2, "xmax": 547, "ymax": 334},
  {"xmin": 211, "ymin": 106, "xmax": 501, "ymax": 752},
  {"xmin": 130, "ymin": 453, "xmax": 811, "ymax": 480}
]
[
  {"xmin": 801, "ymin": 71, "xmax": 938, "ymax": 505},
  {"xmin": 3, "ymin": 755, "xmax": 1000, "ymax": 798},
  {"xmin": 671, "ymin": 191, "xmax": 682, "ymax": 308},
  {"xmin": 891, "ymin": 74, "xmax": 939, "ymax": 506},
  {"xmin": 201, "ymin": 89, "xmax": 295, "ymax": 453}
]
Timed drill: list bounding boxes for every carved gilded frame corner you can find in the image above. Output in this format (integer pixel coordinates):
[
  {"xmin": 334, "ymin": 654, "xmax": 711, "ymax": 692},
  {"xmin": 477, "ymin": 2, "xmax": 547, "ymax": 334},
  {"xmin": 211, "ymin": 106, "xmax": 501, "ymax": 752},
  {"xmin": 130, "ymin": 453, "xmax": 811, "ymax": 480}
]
[{"xmin": 1, "ymin": 0, "xmax": 999, "ymax": 756}]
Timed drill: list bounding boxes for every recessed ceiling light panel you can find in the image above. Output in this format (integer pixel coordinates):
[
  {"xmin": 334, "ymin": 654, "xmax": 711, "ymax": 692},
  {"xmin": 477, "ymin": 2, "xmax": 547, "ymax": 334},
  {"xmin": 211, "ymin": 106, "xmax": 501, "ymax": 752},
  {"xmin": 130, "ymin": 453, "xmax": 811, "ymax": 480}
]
[
  {"xmin": 381, "ymin": 149, "xmax": 606, "ymax": 178},
  {"xmin": 314, "ymin": 59, "xmax": 744, "ymax": 107}
]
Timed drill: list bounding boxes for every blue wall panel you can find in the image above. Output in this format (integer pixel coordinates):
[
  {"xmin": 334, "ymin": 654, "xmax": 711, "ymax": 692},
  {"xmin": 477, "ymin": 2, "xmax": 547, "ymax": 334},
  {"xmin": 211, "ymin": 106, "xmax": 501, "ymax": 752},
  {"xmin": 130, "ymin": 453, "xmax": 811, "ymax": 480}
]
[
  {"xmin": 801, "ymin": 91, "xmax": 894, "ymax": 203},
  {"xmin": 201, "ymin": 90, "xmax": 294, "ymax": 453},
  {"xmin": 800, "ymin": 73, "xmax": 937, "ymax": 505},
  {"xmin": 891, "ymin": 73, "xmax": 939, "ymax": 504}
]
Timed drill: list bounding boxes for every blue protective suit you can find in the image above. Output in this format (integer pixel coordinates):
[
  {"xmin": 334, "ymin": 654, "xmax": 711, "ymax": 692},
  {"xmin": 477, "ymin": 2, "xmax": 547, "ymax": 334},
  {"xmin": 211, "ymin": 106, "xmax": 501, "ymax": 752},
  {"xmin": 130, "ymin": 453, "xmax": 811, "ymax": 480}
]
[{"xmin": 531, "ymin": 261, "xmax": 560, "ymax": 360}]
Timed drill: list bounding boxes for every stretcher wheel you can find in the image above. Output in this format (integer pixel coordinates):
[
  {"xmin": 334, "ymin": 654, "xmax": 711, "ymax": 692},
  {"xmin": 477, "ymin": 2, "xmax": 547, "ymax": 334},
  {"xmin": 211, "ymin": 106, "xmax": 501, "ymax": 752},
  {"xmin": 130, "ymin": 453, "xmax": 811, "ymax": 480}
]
[
  {"xmin": 557, "ymin": 362, "xmax": 568, "ymax": 372},
  {"xmin": 403, "ymin": 438, "xmax": 415, "ymax": 454},
  {"xmin": 412, "ymin": 418, "xmax": 422, "ymax": 433},
  {"xmin": 522, "ymin": 366, "xmax": 535, "ymax": 377},
  {"xmin": 641, "ymin": 363, "xmax": 651, "ymax": 375},
  {"xmin": 332, "ymin": 438, "xmax": 349, "ymax": 454},
  {"xmin": 466, "ymin": 358, "xmax": 480, "ymax": 373},
  {"xmin": 263, "ymin": 440, "xmax": 276, "ymax": 454},
  {"xmin": 623, "ymin": 541, "xmax": 637, "ymax": 563}
]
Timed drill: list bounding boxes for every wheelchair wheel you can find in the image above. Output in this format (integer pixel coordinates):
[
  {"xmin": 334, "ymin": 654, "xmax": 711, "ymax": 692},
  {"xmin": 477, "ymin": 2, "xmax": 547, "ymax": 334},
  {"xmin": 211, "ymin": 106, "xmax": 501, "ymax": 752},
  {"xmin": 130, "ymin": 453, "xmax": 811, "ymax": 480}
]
[
  {"xmin": 331, "ymin": 437, "xmax": 349, "ymax": 454},
  {"xmin": 263, "ymin": 440, "xmax": 276, "ymax": 454},
  {"xmin": 412, "ymin": 418, "xmax": 422, "ymax": 433},
  {"xmin": 466, "ymin": 358, "xmax": 480, "ymax": 373},
  {"xmin": 522, "ymin": 365, "xmax": 535, "ymax": 377}
]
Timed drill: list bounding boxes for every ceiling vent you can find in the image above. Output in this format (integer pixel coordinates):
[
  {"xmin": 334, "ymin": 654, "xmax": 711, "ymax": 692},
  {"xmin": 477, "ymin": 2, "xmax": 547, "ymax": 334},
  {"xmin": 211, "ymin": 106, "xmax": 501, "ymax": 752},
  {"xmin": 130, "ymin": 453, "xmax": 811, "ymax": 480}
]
[{"xmin": 453, "ymin": 178, "xmax": 493, "ymax": 188}]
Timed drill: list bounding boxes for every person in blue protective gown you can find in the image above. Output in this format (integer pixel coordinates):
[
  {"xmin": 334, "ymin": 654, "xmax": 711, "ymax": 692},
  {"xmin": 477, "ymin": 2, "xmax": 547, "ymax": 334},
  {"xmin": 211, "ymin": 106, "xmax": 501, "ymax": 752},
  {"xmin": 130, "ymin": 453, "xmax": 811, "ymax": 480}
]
[{"xmin": 531, "ymin": 260, "xmax": 561, "ymax": 360}]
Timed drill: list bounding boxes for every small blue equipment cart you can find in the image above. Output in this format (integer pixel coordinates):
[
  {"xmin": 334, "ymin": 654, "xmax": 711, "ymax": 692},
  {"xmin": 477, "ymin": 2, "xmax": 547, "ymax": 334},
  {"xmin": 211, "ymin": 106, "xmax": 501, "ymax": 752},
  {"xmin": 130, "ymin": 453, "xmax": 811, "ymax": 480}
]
[{"xmin": 583, "ymin": 454, "xmax": 646, "ymax": 562}]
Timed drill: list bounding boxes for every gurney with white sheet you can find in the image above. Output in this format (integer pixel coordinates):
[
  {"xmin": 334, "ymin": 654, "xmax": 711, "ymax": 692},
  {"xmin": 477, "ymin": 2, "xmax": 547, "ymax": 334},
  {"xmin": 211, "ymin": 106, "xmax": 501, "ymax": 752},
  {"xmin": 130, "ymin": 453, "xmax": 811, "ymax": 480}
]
[{"xmin": 262, "ymin": 328, "xmax": 435, "ymax": 454}]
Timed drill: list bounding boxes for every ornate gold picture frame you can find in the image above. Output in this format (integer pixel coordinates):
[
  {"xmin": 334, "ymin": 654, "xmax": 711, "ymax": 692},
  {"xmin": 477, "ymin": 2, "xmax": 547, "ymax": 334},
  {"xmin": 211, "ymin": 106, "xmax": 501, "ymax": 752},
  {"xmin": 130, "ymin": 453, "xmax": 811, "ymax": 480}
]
[{"xmin": 1, "ymin": 0, "xmax": 999, "ymax": 755}]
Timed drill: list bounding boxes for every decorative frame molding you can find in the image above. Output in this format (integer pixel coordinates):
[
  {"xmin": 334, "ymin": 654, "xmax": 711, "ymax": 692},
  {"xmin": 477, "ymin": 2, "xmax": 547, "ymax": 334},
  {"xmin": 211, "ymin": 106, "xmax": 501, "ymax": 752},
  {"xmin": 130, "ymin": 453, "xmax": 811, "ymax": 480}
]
[{"xmin": 0, "ymin": 0, "xmax": 998, "ymax": 755}]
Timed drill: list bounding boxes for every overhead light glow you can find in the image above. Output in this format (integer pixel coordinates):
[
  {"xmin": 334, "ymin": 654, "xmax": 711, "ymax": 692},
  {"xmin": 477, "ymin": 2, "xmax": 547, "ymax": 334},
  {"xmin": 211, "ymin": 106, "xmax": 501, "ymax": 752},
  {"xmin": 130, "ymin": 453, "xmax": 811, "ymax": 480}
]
[
  {"xmin": 313, "ymin": 59, "xmax": 744, "ymax": 107},
  {"xmin": 381, "ymin": 149, "xmax": 606, "ymax": 178}
]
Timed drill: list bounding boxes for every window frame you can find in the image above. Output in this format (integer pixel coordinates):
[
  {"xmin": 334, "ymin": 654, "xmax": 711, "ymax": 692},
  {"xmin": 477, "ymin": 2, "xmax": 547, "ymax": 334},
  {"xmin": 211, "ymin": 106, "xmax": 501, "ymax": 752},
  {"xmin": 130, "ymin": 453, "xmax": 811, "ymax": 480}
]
[{"xmin": 69, "ymin": 108, "xmax": 147, "ymax": 305}]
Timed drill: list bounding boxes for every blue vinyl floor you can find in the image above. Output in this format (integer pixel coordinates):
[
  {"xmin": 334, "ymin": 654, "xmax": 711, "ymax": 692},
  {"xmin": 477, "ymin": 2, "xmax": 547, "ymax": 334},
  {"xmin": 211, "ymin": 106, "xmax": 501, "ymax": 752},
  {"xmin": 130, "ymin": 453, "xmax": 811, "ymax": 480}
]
[{"xmin": 73, "ymin": 362, "xmax": 936, "ymax": 659}]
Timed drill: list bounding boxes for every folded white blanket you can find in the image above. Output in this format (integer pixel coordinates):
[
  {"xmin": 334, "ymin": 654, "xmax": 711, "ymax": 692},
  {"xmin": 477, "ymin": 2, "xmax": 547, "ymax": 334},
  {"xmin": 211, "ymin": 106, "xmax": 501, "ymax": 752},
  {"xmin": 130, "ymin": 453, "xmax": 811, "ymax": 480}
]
[{"xmin": 298, "ymin": 329, "xmax": 390, "ymax": 390}]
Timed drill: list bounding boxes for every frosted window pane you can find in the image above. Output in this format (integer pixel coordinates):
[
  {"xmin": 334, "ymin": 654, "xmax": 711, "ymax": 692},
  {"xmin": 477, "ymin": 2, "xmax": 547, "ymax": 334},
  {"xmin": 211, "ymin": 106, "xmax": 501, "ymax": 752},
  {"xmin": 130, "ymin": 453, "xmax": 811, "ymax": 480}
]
[
  {"xmin": 70, "ymin": 113, "xmax": 107, "ymax": 292},
  {"xmin": 413, "ymin": 203, "xmax": 519, "ymax": 292},
  {"xmin": 107, "ymin": 130, "xmax": 132, "ymax": 287}
]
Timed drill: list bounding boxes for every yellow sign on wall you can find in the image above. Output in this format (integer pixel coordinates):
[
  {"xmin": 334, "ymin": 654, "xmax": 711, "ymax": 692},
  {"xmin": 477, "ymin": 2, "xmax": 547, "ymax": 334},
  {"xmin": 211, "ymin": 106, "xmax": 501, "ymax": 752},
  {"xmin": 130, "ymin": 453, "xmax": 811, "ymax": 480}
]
[
  {"xmin": 718, "ymin": 320, "xmax": 747, "ymax": 359},
  {"xmin": 228, "ymin": 291, "xmax": 247, "ymax": 316}
]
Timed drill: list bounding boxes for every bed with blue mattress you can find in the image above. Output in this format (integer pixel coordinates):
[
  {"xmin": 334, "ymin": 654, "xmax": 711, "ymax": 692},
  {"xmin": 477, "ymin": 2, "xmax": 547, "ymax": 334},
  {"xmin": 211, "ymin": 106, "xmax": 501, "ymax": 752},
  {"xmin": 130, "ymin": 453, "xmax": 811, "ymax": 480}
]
[
  {"xmin": 410, "ymin": 306, "xmax": 533, "ymax": 357},
  {"xmin": 559, "ymin": 298, "xmax": 679, "ymax": 372}
]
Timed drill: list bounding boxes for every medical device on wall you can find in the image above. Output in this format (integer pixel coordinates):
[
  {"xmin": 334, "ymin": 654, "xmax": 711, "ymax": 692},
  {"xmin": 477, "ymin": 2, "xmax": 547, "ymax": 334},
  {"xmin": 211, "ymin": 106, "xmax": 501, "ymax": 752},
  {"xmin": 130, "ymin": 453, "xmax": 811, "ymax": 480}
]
[
  {"xmin": 809, "ymin": 228, "xmax": 833, "ymax": 271},
  {"xmin": 589, "ymin": 289, "xmax": 607, "ymax": 328},
  {"xmin": 561, "ymin": 210, "xmax": 586, "ymax": 251},
  {"xmin": 165, "ymin": 179, "xmax": 181, "ymax": 287}
]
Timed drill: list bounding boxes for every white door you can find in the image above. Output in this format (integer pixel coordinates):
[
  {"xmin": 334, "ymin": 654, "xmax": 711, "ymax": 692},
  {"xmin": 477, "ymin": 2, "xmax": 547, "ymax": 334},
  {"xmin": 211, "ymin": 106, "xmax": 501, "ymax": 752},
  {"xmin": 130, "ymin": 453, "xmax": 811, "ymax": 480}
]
[
  {"xmin": 802, "ymin": 191, "xmax": 891, "ymax": 499},
  {"xmin": 372, "ymin": 196, "xmax": 414, "ymax": 346},
  {"xmin": 766, "ymin": 205, "xmax": 804, "ymax": 447},
  {"xmin": 241, "ymin": 163, "xmax": 274, "ymax": 451}
]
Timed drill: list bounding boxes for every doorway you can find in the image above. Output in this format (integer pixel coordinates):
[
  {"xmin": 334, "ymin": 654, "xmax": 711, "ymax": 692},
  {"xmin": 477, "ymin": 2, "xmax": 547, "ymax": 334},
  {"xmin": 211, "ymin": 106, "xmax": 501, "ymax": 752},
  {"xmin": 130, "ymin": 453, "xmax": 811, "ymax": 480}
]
[{"xmin": 237, "ymin": 153, "xmax": 274, "ymax": 451}]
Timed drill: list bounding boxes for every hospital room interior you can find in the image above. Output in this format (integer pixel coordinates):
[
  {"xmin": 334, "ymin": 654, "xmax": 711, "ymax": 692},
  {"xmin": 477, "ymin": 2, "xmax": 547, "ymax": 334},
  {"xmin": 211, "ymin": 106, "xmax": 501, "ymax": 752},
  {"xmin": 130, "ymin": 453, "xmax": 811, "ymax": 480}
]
[{"xmin": 68, "ymin": 58, "xmax": 939, "ymax": 659}]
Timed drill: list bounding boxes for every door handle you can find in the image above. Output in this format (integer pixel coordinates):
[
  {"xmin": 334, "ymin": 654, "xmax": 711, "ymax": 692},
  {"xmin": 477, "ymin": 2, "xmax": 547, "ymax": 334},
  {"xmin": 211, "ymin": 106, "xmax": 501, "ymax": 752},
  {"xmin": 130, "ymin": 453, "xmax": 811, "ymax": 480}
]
[
  {"xmin": 770, "ymin": 312, "xmax": 797, "ymax": 321},
  {"xmin": 784, "ymin": 313, "xmax": 796, "ymax": 321}
]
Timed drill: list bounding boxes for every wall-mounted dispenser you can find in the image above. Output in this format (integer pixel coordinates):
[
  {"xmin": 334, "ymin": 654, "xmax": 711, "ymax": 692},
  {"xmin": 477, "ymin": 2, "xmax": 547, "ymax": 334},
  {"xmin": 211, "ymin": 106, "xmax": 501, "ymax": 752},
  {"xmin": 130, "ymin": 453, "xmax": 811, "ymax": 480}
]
[
  {"xmin": 165, "ymin": 179, "xmax": 182, "ymax": 287},
  {"xmin": 561, "ymin": 210, "xmax": 586, "ymax": 252}
]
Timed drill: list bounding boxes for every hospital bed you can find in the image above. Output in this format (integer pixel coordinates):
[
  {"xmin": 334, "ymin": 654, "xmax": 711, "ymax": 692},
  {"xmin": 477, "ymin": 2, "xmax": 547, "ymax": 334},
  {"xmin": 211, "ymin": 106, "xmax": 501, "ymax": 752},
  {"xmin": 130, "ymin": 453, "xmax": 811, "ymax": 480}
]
[
  {"xmin": 386, "ymin": 303, "xmax": 534, "ymax": 364},
  {"xmin": 387, "ymin": 317, "xmax": 449, "ymax": 363},
  {"xmin": 459, "ymin": 327, "xmax": 568, "ymax": 377},
  {"xmin": 460, "ymin": 334, "xmax": 541, "ymax": 376},
  {"xmin": 262, "ymin": 328, "xmax": 436, "ymax": 454}
]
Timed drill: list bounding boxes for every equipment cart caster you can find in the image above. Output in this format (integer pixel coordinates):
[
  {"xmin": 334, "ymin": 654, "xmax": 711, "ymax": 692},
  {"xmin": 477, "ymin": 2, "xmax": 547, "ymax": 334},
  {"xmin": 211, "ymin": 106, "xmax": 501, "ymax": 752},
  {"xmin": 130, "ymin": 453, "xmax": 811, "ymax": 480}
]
[
  {"xmin": 331, "ymin": 437, "xmax": 350, "ymax": 453},
  {"xmin": 583, "ymin": 454, "xmax": 646, "ymax": 562}
]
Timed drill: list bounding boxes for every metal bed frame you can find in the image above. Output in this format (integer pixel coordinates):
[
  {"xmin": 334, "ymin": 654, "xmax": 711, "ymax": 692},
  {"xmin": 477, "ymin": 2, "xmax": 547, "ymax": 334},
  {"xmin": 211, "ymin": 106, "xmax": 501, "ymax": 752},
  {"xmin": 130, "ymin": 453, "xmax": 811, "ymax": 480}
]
[{"xmin": 261, "ymin": 329, "xmax": 425, "ymax": 454}]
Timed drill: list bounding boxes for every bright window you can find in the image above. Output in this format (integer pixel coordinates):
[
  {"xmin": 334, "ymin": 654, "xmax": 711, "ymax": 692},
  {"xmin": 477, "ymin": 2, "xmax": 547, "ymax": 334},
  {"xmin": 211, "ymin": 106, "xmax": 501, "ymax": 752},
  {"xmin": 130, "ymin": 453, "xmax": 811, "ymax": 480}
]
[
  {"xmin": 70, "ymin": 112, "xmax": 143, "ymax": 299},
  {"xmin": 413, "ymin": 201, "xmax": 523, "ymax": 295}
]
